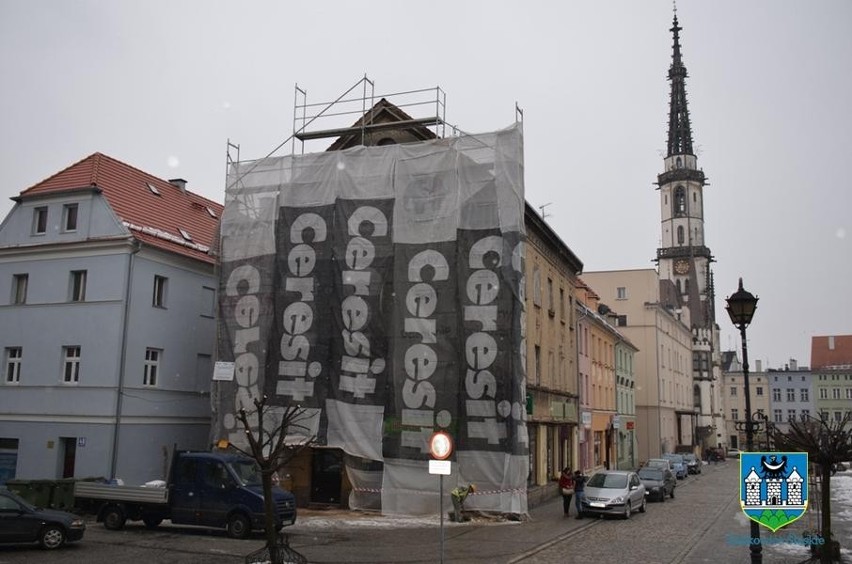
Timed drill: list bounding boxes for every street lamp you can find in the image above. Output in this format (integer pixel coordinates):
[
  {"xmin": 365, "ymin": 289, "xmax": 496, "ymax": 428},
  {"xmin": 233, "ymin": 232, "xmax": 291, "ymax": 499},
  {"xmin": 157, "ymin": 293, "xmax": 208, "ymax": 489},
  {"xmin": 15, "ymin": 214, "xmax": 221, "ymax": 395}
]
[{"xmin": 726, "ymin": 277, "xmax": 761, "ymax": 564}]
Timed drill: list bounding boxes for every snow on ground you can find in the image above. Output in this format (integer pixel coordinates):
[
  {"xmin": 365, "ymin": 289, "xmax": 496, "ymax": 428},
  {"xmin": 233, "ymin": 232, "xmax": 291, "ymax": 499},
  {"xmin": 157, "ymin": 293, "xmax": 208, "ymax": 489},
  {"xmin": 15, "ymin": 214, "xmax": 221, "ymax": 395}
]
[{"xmin": 292, "ymin": 510, "xmax": 520, "ymax": 530}]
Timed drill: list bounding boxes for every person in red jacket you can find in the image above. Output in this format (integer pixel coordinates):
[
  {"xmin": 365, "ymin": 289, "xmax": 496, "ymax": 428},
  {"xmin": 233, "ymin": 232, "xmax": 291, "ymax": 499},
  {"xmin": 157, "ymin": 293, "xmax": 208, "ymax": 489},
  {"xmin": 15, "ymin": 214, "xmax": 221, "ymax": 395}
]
[{"xmin": 558, "ymin": 467, "xmax": 575, "ymax": 516}]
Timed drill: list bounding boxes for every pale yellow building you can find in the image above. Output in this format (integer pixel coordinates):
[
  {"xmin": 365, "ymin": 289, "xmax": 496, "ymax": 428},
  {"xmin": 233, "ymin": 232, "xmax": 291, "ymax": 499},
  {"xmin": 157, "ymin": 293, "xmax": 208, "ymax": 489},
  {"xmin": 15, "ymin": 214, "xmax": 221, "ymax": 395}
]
[{"xmin": 581, "ymin": 269, "xmax": 695, "ymax": 463}]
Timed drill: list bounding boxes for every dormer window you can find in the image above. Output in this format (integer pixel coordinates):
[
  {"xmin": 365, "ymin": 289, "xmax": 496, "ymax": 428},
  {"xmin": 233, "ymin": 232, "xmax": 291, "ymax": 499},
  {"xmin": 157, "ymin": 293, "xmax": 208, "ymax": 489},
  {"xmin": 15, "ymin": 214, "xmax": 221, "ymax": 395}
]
[
  {"xmin": 33, "ymin": 207, "xmax": 48, "ymax": 235},
  {"xmin": 206, "ymin": 207, "xmax": 217, "ymax": 218},
  {"xmin": 147, "ymin": 182, "xmax": 161, "ymax": 196},
  {"xmin": 63, "ymin": 204, "xmax": 78, "ymax": 232},
  {"xmin": 178, "ymin": 228, "xmax": 192, "ymax": 241}
]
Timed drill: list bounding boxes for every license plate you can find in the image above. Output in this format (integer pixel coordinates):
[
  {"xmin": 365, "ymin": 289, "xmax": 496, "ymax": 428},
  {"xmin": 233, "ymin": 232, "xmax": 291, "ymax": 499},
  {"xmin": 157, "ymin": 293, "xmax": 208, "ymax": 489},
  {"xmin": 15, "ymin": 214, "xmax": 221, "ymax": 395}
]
[{"xmin": 589, "ymin": 502, "xmax": 605, "ymax": 508}]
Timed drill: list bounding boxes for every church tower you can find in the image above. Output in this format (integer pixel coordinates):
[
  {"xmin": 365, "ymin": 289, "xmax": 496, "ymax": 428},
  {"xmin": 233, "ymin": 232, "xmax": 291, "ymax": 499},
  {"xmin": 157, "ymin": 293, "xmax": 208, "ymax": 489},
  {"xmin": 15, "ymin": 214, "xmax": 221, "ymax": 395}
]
[{"xmin": 655, "ymin": 12, "xmax": 724, "ymax": 450}]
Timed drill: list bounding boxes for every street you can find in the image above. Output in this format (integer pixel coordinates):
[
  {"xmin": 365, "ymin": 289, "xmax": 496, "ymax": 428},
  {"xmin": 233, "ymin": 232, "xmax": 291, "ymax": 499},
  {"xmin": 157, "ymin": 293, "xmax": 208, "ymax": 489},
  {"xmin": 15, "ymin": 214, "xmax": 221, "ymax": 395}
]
[{"xmin": 2, "ymin": 462, "xmax": 850, "ymax": 563}]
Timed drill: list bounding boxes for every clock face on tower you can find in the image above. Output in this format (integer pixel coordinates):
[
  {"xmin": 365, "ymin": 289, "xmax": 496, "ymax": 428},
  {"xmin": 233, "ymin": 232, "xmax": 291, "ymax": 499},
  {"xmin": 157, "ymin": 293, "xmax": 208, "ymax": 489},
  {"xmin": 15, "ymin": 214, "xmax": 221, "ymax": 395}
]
[{"xmin": 674, "ymin": 259, "xmax": 690, "ymax": 275}]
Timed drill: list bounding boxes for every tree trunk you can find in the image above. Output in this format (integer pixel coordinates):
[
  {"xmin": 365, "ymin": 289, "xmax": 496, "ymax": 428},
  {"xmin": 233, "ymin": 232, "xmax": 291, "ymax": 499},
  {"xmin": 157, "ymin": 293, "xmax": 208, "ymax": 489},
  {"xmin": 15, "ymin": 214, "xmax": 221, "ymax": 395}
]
[
  {"xmin": 820, "ymin": 463, "xmax": 832, "ymax": 564},
  {"xmin": 262, "ymin": 470, "xmax": 279, "ymax": 562}
]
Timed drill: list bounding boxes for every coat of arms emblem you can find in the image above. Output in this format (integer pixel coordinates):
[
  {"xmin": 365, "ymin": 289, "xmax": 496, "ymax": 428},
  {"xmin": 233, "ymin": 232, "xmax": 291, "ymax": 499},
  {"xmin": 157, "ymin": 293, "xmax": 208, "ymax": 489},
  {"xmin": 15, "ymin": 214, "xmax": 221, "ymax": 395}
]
[{"xmin": 740, "ymin": 451, "xmax": 808, "ymax": 532}]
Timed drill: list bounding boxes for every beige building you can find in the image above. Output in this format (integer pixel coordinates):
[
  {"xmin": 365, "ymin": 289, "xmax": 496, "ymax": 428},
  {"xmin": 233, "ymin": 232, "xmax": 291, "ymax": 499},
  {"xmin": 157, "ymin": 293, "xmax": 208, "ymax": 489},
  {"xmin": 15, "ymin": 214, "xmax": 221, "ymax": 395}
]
[
  {"xmin": 721, "ymin": 352, "xmax": 771, "ymax": 450},
  {"xmin": 582, "ymin": 269, "xmax": 695, "ymax": 463},
  {"xmin": 523, "ymin": 205, "xmax": 583, "ymax": 497}
]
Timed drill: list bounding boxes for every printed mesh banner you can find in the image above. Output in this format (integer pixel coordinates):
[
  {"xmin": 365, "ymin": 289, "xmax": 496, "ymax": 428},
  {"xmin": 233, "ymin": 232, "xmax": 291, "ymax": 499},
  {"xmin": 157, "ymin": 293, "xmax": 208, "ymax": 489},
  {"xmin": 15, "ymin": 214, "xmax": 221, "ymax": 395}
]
[{"xmin": 213, "ymin": 124, "xmax": 528, "ymax": 515}]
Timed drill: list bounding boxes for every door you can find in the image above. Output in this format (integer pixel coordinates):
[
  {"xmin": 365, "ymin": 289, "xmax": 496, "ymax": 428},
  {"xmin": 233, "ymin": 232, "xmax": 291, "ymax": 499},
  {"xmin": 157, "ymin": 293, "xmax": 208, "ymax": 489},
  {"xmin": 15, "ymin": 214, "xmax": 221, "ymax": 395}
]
[
  {"xmin": 59, "ymin": 437, "xmax": 76, "ymax": 478},
  {"xmin": 0, "ymin": 492, "xmax": 38, "ymax": 542},
  {"xmin": 310, "ymin": 449, "xmax": 342, "ymax": 504},
  {"xmin": 197, "ymin": 459, "xmax": 235, "ymax": 526},
  {"xmin": 169, "ymin": 457, "xmax": 200, "ymax": 524}
]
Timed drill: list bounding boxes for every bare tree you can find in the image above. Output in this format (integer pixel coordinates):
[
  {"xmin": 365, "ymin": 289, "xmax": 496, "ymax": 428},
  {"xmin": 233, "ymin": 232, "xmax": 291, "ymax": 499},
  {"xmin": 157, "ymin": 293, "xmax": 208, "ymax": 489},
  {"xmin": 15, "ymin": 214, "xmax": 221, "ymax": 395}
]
[
  {"xmin": 770, "ymin": 412, "xmax": 852, "ymax": 563},
  {"xmin": 230, "ymin": 395, "xmax": 315, "ymax": 563}
]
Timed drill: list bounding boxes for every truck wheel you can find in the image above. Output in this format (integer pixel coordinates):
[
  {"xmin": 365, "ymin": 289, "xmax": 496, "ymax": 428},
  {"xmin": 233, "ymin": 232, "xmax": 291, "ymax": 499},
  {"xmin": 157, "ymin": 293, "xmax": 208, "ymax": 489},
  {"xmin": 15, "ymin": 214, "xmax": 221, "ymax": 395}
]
[
  {"xmin": 227, "ymin": 513, "xmax": 251, "ymax": 539},
  {"xmin": 143, "ymin": 516, "xmax": 163, "ymax": 529},
  {"xmin": 103, "ymin": 506, "xmax": 127, "ymax": 530},
  {"xmin": 39, "ymin": 525, "xmax": 66, "ymax": 549}
]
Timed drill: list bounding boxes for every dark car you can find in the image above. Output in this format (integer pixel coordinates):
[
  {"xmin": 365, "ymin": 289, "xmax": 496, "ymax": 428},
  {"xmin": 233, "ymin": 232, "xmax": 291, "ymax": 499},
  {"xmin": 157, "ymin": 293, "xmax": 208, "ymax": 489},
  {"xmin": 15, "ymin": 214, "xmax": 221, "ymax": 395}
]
[
  {"xmin": 638, "ymin": 467, "xmax": 676, "ymax": 501},
  {"xmin": 0, "ymin": 488, "xmax": 86, "ymax": 549},
  {"xmin": 683, "ymin": 453, "xmax": 701, "ymax": 474}
]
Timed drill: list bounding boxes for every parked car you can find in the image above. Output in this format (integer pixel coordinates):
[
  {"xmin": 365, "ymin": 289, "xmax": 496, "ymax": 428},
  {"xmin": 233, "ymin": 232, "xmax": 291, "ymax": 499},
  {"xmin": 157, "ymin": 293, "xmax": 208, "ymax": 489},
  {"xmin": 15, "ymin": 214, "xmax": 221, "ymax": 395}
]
[
  {"xmin": 662, "ymin": 453, "xmax": 688, "ymax": 479},
  {"xmin": 580, "ymin": 470, "xmax": 646, "ymax": 519},
  {"xmin": 0, "ymin": 488, "xmax": 86, "ymax": 549},
  {"xmin": 644, "ymin": 458, "xmax": 675, "ymax": 471},
  {"xmin": 638, "ymin": 467, "xmax": 676, "ymax": 501},
  {"xmin": 726, "ymin": 448, "xmax": 741, "ymax": 459},
  {"xmin": 683, "ymin": 453, "xmax": 701, "ymax": 474}
]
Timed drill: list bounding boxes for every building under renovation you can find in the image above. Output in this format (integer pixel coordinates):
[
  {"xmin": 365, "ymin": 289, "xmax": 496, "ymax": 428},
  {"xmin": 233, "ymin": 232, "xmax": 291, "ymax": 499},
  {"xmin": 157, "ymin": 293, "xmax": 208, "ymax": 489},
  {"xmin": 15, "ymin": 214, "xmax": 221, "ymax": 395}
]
[{"xmin": 213, "ymin": 80, "xmax": 530, "ymax": 516}]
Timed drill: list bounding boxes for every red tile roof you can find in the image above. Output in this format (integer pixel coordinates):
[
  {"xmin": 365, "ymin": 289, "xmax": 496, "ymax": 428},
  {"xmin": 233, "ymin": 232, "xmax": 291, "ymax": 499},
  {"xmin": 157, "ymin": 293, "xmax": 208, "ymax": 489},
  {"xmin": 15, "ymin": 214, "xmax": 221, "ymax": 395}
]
[
  {"xmin": 810, "ymin": 335, "xmax": 852, "ymax": 369},
  {"xmin": 19, "ymin": 153, "xmax": 222, "ymax": 264}
]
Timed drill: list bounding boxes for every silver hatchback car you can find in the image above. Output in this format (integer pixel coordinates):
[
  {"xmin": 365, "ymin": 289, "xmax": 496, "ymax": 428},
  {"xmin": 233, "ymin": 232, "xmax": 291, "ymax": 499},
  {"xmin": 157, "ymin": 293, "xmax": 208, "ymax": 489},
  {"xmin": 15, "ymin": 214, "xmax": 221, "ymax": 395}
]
[{"xmin": 580, "ymin": 470, "xmax": 647, "ymax": 519}]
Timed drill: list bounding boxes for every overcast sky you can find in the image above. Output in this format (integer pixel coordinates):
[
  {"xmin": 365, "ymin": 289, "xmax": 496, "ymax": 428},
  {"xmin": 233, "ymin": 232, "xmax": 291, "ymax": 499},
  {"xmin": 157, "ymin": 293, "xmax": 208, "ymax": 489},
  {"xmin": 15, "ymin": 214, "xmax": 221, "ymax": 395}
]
[{"xmin": 2, "ymin": 1, "xmax": 850, "ymax": 370}]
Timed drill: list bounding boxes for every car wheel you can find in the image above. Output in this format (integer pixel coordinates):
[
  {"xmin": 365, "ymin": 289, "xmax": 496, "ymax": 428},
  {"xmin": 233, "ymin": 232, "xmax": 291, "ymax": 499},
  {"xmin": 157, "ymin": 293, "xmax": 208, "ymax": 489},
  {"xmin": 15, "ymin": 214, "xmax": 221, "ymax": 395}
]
[
  {"xmin": 39, "ymin": 525, "xmax": 66, "ymax": 549},
  {"xmin": 624, "ymin": 503, "xmax": 632, "ymax": 520},
  {"xmin": 640, "ymin": 498, "xmax": 647, "ymax": 513},
  {"xmin": 227, "ymin": 512, "xmax": 252, "ymax": 539},
  {"xmin": 103, "ymin": 506, "xmax": 127, "ymax": 530}
]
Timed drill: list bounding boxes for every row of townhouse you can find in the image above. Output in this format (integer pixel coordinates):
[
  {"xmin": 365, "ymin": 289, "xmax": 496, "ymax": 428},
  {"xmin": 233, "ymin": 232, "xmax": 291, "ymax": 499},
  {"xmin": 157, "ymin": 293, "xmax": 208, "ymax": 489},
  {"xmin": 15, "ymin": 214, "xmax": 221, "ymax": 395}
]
[{"xmin": 720, "ymin": 334, "xmax": 852, "ymax": 451}]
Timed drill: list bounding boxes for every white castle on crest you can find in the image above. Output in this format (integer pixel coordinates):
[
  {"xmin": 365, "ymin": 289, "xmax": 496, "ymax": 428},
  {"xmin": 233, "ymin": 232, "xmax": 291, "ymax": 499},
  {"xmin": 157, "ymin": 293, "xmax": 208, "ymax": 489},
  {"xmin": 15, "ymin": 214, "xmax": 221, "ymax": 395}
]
[{"xmin": 743, "ymin": 463, "xmax": 804, "ymax": 507}]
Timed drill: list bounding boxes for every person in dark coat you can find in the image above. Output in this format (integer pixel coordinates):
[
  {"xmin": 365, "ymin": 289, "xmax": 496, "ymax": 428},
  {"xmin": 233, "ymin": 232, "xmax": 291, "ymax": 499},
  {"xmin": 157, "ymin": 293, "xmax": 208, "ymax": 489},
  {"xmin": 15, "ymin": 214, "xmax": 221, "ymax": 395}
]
[
  {"xmin": 558, "ymin": 467, "xmax": 575, "ymax": 516},
  {"xmin": 573, "ymin": 469, "xmax": 587, "ymax": 519}
]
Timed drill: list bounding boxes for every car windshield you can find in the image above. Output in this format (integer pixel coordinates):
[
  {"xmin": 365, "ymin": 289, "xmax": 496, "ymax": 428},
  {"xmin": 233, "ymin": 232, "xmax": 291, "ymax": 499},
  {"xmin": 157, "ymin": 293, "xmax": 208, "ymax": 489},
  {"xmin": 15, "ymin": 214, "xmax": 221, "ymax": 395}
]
[
  {"xmin": 587, "ymin": 473, "xmax": 628, "ymax": 489},
  {"xmin": 229, "ymin": 459, "xmax": 263, "ymax": 486},
  {"xmin": 647, "ymin": 460, "xmax": 668, "ymax": 468},
  {"xmin": 684, "ymin": 454, "xmax": 696, "ymax": 462},
  {"xmin": 664, "ymin": 454, "xmax": 684, "ymax": 462},
  {"xmin": 639, "ymin": 469, "xmax": 664, "ymax": 480}
]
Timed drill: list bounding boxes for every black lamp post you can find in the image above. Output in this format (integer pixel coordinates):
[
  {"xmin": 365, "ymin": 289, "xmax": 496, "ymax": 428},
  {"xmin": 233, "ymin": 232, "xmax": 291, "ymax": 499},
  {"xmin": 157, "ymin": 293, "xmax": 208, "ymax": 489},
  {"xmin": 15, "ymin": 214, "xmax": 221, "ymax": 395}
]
[{"xmin": 726, "ymin": 278, "xmax": 761, "ymax": 564}]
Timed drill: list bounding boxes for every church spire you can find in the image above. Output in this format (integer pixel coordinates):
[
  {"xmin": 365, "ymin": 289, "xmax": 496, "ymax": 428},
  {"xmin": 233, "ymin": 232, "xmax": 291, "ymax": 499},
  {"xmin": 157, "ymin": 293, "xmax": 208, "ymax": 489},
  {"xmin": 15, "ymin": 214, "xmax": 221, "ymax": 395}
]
[{"xmin": 666, "ymin": 12, "xmax": 694, "ymax": 157}]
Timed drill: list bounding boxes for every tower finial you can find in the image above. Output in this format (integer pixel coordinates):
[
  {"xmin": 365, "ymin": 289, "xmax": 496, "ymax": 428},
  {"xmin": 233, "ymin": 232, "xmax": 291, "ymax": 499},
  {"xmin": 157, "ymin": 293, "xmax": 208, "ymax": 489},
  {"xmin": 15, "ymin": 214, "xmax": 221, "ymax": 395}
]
[{"xmin": 665, "ymin": 9, "xmax": 693, "ymax": 156}]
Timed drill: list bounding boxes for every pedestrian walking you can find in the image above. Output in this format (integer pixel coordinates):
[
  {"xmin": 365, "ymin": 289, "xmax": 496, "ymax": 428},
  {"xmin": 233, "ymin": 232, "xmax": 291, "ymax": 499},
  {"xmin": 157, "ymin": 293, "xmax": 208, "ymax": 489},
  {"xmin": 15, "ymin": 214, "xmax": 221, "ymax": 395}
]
[
  {"xmin": 573, "ymin": 469, "xmax": 587, "ymax": 519},
  {"xmin": 558, "ymin": 467, "xmax": 575, "ymax": 516}
]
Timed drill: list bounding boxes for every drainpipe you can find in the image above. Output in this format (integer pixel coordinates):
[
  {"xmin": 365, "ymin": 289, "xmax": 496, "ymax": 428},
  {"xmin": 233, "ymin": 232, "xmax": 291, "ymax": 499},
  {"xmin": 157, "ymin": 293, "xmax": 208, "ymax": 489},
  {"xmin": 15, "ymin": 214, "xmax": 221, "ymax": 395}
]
[{"xmin": 110, "ymin": 239, "xmax": 140, "ymax": 479}]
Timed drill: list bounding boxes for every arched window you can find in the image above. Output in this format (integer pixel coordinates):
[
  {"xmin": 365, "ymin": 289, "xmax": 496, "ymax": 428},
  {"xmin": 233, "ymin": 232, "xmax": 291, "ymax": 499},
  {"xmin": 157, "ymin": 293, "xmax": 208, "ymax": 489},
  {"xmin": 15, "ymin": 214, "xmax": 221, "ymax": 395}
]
[
  {"xmin": 677, "ymin": 225, "xmax": 685, "ymax": 245},
  {"xmin": 676, "ymin": 279, "xmax": 682, "ymax": 294},
  {"xmin": 676, "ymin": 157, "xmax": 682, "ymax": 169},
  {"xmin": 694, "ymin": 384, "xmax": 702, "ymax": 409},
  {"xmin": 685, "ymin": 279, "xmax": 690, "ymax": 293},
  {"xmin": 675, "ymin": 186, "xmax": 686, "ymax": 215}
]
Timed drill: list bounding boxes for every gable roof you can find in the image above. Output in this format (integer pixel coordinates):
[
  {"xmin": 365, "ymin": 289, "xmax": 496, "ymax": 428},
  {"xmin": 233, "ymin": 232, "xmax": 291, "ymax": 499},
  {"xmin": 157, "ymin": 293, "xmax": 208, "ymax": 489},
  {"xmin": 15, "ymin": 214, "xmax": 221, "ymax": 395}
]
[
  {"xmin": 326, "ymin": 98, "xmax": 439, "ymax": 151},
  {"xmin": 18, "ymin": 153, "xmax": 223, "ymax": 264},
  {"xmin": 810, "ymin": 335, "xmax": 852, "ymax": 370}
]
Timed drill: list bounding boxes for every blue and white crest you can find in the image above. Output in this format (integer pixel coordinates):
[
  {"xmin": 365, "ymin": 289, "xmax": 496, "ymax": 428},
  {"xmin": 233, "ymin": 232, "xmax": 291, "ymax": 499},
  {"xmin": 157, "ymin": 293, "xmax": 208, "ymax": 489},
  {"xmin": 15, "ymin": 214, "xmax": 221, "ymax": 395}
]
[{"xmin": 740, "ymin": 451, "xmax": 808, "ymax": 532}]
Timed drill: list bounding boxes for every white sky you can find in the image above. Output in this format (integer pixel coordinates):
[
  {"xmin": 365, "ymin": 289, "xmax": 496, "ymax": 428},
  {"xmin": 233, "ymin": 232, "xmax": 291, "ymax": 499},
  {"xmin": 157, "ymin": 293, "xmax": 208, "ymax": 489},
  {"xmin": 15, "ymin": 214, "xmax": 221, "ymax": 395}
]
[{"xmin": 2, "ymin": 0, "xmax": 850, "ymax": 370}]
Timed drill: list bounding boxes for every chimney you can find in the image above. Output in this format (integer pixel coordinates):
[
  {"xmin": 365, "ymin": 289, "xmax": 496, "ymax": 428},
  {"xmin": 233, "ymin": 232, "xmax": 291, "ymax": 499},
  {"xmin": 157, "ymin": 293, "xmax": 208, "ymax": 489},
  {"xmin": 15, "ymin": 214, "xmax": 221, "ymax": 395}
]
[
  {"xmin": 755, "ymin": 359, "xmax": 762, "ymax": 372},
  {"xmin": 790, "ymin": 358, "xmax": 798, "ymax": 371},
  {"xmin": 169, "ymin": 178, "xmax": 187, "ymax": 193}
]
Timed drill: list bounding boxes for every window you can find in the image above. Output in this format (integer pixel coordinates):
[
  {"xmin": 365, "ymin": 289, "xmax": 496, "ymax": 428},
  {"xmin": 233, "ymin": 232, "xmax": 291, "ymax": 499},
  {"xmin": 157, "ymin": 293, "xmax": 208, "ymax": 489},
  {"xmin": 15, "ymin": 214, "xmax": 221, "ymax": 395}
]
[
  {"xmin": 847, "ymin": 388, "xmax": 852, "ymax": 400},
  {"xmin": 144, "ymin": 348, "xmax": 161, "ymax": 387},
  {"xmin": 547, "ymin": 278, "xmax": 554, "ymax": 314},
  {"xmin": 834, "ymin": 411, "xmax": 843, "ymax": 423},
  {"xmin": 730, "ymin": 387, "xmax": 737, "ymax": 397},
  {"xmin": 70, "ymin": 270, "xmax": 87, "ymax": 302},
  {"xmin": 801, "ymin": 410, "xmax": 810, "ymax": 421},
  {"xmin": 616, "ymin": 287, "xmax": 627, "ymax": 300},
  {"xmin": 5, "ymin": 347, "xmax": 22, "ymax": 384},
  {"xmin": 755, "ymin": 386, "xmax": 764, "ymax": 396},
  {"xmin": 788, "ymin": 409, "xmax": 796, "ymax": 421},
  {"xmin": 559, "ymin": 288, "xmax": 565, "ymax": 321},
  {"xmin": 773, "ymin": 409, "xmax": 782, "ymax": 423},
  {"xmin": 731, "ymin": 408, "xmax": 739, "ymax": 421},
  {"xmin": 63, "ymin": 204, "xmax": 78, "ymax": 232},
  {"xmin": 677, "ymin": 225, "xmax": 684, "ymax": 245},
  {"xmin": 800, "ymin": 388, "xmax": 809, "ymax": 402},
  {"xmin": 178, "ymin": 228, "xmax": 193, "ymax": 241},
  {"xmin": 12, "ymin": 274, "xmax": 28, "ymax": 304},
  {"xmin": 33, "ymin": 206, "xmax": 48, "ymax": 234},
  {"xmin": 534, "ymin": 345, "xmax": 541, "ymax": 385},
  {"xmin": 63, "ymin": 346, "xmax": 81, "ymax": 383},
  {"xmin": 820, "ymin": 411, "xmax": 828, "ymax": 422},
  {"xmin": 832, "ymin": 387, "xmax": 841, "ymax": 400},
  {"xmin": 819, "ymin": 388, "xmax": 828, "ymax": 400},
  {"xmin": 201, "ymin": 286, "xmax": 216, "ymax": 317},
  {"xmin": 146, "ymin": 182, "xmax": 161, "ymax": 196},
  {"xmin": 153, "ymin": 276, "xmax": 168, "ymax": 307},
  {"xmin": 786, "ymin": 389, "xmax": 795, "ymax": 402},
  {"xmin": 675, "ymin": 186, "xmax": 686, "ymax": 215},
  {"xmin": 532, "ymin": 267, "xmax": 541, "ymax": 307},
  {"xmin": 772, "ymin": 388, "xmax": 781, "ymax": 401}
]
